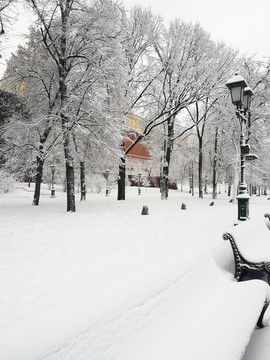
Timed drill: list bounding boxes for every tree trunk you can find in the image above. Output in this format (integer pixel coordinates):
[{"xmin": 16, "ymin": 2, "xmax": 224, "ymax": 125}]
[
  {"xmin": 59, "ymin": 79, "xmax": 76, "ymax": 211},
  {"xmin": 61, "ymin": 118, "xmax": 76, "ymax": 212},
  {"xmin": 160, "ymin": 117, "xmax": 174, "ymax": 200},
  {"xmin": 160, "ymin": 161, "xmax": 169, "ymax": 200},
  {"xmin": 80, "ymin": 161, "xmax": 86, "ymax": 201},
  {"xmin": 198, "ymin": 136, "xmax": 203, "ymax": 199},
  {"xmin": 212, "ymin": 168, "xmax": 217, "ymax": 199},
  {"xmin": 32, "ymin": 155, "xmax": 44, "ymax": 206},
  {"xmin": 228, "ymin": 184, "xmax": 231, "ymax": 197},
  {"xmin": 63, "ymin": 131, "xmax": 76, "ymax": 212},
  {"xmin": 59, "ymin": 5, "xmax": 75, "ymax": 212},
  {"xmin": 117, "ymin": 156, "xmax": 126, "ymax": 200},
  {"xmin": 212, "ymin": 127, "xmax": 218, "ymax": 199}
]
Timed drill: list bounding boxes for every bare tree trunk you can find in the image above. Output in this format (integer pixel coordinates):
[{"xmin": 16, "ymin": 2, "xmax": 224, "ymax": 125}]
[
  {"xmin": 160, "ymin": 162, "xmax": 169, "ymax": 200},
  {"xmin": 228, "ymin": 184, "xmax": 231, "ymax": 197},
  {"xmin": 212, "ymin": 172, "xmax": 217, "ymax": 199},
  {"xmin": 117, "ymin": 156, "xmax": 126, "ymax": 200},
  {"xmin": 63, "ymin": 129, "xmax": 76, "ymax": 212},
  {"xmin": 80, "ymin": 161, "xmax": 86, "ymax": 201},
  {"xmin": 58, "ymin": 5, "xmax": 76, "ymax": 212},
  {"xmin": 212, "ymin": 127, "xmax": 218, "ymax": 199},
  {"xmin": 198, "ymin": 136, "xmax": 203, "ymax": 199},
  {"xmin": 160, "ymin": 139, "xmax": 168, "ymax": 200},
  {"xmin": 160, "ymin": 117, "xmax": 174, "ymax": 200},
  {"xmin": 32, "ymin": 155, "xmax": 44, "ymax": 206}
]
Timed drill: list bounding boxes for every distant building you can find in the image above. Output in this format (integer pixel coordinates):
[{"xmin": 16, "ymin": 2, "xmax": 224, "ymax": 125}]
[{"xmin": 125, "ymin": 114, "xmax": 177, "ymax": 189}]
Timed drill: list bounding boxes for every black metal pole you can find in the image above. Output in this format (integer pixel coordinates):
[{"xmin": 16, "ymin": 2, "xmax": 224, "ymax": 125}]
[{"xmin": 236, "ymin": 112, "xmax": 249, "ymax": 221}]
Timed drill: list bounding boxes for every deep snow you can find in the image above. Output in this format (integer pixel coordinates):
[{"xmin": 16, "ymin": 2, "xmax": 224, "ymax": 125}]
[{"xmin": 0, "ymin": 183, "xmax": 270, "ymax": 359}]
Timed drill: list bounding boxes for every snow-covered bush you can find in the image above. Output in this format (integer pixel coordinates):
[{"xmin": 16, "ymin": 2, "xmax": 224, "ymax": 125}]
[
  {"xmin": 87, "ymin": 174, "xmax": 105, "ymax": 193},
  {"xmin": 0, "ymin": 171, "xmax": 15, "ymax": 193}
]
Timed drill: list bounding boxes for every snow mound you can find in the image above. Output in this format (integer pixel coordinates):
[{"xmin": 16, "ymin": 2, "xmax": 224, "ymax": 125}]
[{"xmin": 1, "ymin": 247, "xmax": 269, "ymax": 360}]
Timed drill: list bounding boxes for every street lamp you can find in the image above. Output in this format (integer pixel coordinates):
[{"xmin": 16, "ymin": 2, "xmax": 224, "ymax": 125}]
[
  {"xmin": 105, "ymin": 169, "xmax": 109, "ymax": 196},
  {"xmin": 243, "ymin": 86, "xmax": 254, "ymax": 114},
  {"xmin": 226, "ymin": 73, "xmax": 247, "ymax": 108},
  {"xmin": 226, "ymin": 73, "xmax": 254, "ymax": 221},
  {"xmin": 138, "ymin": 171, "xmax": 142, "ymax": 195},
  {"xmin": 50, "ymin": 164, "xmax": 56, "ymax": 198}
]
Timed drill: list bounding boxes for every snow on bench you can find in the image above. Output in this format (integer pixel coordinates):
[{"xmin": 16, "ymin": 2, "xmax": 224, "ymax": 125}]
[
  {"xmin": 0, "ymin": 248, "xmax": 269, "ymax": 360},
  {"xmin": 223, "ymin": 218, "xmax": 270, "ymax": 284},
  {"xmin": 264, "ymin": 212, "xmax": 270, "ymax": 229}
]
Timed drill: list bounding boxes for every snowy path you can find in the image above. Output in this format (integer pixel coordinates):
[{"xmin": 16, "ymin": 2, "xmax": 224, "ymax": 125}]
[{"xmin": 0, "ymin": 185, "xmax": 269, "ymax": 359}]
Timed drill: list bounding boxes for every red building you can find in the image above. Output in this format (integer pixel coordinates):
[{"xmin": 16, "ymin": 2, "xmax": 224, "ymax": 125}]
[{"xmin": 125, "ymin": 114, "xmax": 177, "ymax": 189}]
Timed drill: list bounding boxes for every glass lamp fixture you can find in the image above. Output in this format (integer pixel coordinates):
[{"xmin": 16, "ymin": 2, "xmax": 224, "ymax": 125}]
[
  {"xmin": 226, "ymin": 73, "xmax": 248, "ymax": 108},
  {"xmin": 243, "ymin": 86, "xmax": 254, "ymax": 113}
]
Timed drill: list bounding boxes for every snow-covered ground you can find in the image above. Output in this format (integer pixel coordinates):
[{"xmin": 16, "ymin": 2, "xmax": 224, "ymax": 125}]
[{"xmin": 0, "ymin": 183, "xmax": 270, "ymax": 359}]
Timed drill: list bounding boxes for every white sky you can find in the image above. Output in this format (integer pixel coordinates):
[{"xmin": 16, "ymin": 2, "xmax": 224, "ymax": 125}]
[
  {"xmin": 0, "ymin": 3, "xmax": 33, "ymax": 77},
  {"xmin": 0, "ymin": 0, "xmax": 269, "ymax": 76},
  {"xmin": 121, "ymin": 0, "xmax": 270, "ymax": 60}
]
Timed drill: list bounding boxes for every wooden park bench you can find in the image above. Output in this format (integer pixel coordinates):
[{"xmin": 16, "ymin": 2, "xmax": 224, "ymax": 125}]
[
  {"xmin": 223, "ymin": 218, "xmax": 270, "ymax": 285},
  {"xmin": 1, "ymin": 248, "xmax": 269, "ymax": 360}
]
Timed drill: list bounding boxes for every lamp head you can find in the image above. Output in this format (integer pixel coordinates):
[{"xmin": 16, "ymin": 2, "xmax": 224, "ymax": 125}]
[
  {"xmin": 243, "ymin": 86, "xmax": 254, "ymax": 113},
  {"xmin": 226, "ymin": 73, "xmax": 248, "ymax": 108}
]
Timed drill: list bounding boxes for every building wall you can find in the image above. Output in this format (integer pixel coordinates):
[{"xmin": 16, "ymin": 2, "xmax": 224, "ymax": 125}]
[
  {"xmin": 125, "ymin": 133, "xmax": 150, "ymax": 161},
  {"xmin": 125, "ymin": 114, "xmax": 177, "ymax": 189}
]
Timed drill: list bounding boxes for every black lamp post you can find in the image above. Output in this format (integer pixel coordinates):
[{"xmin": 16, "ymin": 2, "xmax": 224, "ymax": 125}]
[
  {"xmin": 105, "ymin": 169, "xmax": 109, "ymax": 196},
  {"xmin": 50, "ymin": 164, "xmax": 56, "ymax": 198},
  {"xmin": 138, "ymin": 171, "xmax": 142, "ymax": 195},
  {"xmin": 226, "ymin": 73, "xmax": 254, "ymax": 221}
]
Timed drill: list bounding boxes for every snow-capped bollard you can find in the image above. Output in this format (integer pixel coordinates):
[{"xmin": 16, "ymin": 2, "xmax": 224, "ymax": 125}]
[
  {"xmin": 209, "ymin": 201, "xmax": 214, "ymax": 206},
  {"xmin": 141, "ymin": 205, "xmax": 149, "ymax": 215},
  {"xmin": 181, "ymin": 203, "xmax": 187, "ymax": 210}
]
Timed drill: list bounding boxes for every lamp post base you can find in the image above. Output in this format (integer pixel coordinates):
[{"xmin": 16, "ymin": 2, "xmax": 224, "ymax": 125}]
[{"xmin": 237, "ymin": 193, "xmax": 250, "ymax": 221}]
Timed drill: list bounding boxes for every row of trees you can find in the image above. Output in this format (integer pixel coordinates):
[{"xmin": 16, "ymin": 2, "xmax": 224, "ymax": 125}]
[{"xmin": 0, "ymin": 0, "xmax": 270, "ymax": 211}]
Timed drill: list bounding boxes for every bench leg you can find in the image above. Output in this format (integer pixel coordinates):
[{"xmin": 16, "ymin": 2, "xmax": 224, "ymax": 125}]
[
  {"xmin": 236, "ymin": 268, "xmax": 245, "ymax": 282},
  {"xmin": 257, "ymin": 301, "xmax": 269, "ymax": 329}
]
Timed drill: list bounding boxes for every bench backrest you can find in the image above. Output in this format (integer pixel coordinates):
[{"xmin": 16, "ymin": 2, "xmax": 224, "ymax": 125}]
[{"xmin": 223, "ymin": 219, "xmax": 270, "ymax": 263}]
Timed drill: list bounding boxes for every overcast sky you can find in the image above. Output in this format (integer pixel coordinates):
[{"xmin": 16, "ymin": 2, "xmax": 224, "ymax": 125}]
[
  {"xmin": 1, "ymin": 0, "xmax": 269, "ymax": 76},
  {"xmin": 121, "ymin": 0, "xmax": 270, "ymax": 60}
]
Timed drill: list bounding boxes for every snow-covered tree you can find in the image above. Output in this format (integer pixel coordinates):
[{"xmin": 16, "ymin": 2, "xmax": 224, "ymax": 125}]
[
  {"xmin": 184, "ymin": 41, "xmax": 239, "ymax": 198},
  {"xmin": 3, "ymin": 0, "xmax": 125, "ymax": 210},
  {"xmin": 116, "ymin": 5, "xmax": 162, "ymax": 200},
  {"xmin": 0, "ymin": 0, "xmax": 13, "ymax": 35}
]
